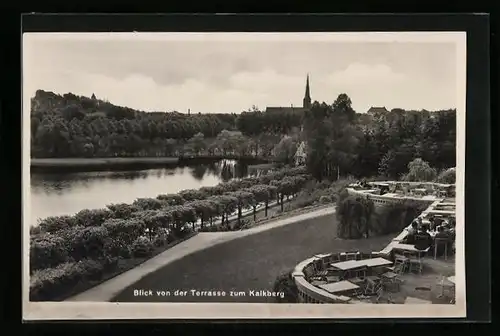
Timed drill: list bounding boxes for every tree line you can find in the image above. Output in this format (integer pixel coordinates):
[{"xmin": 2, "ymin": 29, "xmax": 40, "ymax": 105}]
[
  {"xmin": 303, "ymin": 94, "xmax": 456, "ymax": 181},
  {"xmin": 30, "ymin": 91, "xmax": 297, "ymax": 158}
]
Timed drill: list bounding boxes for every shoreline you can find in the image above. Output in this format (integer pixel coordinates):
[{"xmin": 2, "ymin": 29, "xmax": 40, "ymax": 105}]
[
  {"xmin": 31, "ymin": 157, "xmax": 180, "ymax": 173},
  {"xmin": 30, "ymin": 156, "xmax": 271, "ymax": 173}
]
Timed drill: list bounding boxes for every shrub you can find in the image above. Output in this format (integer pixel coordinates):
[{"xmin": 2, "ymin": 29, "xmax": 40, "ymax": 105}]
[
  {"xmin": 30, "ymin": 259, "xmax": 105, "ymax": 301},
  {"xmin": 106, "ymin": 203, "xmax": 140, "ymax": 219},
  {"xmin": 103, "ymin": 238, "xmax": 132, "ymax": 259},
  {"xmin": 133, "ymin": 198, "xmax": 163, "ymax": 211},
  {"xmin": 66, "ymin": 226, "xmax": 110, "ymax": 261},
  {"xmin": 336, "ymin": 195, "xmax": 375, "ymax": 239},
  {"xmin": 319, "ymin": 195, "xmax": 333, "ymax": 204},
  {"xmin": 435, "ymin": 168, "xmax": 456, "ymax": 184},
  {"xmin": 30, "ymin": 235, "xmax": 69, "ymax": 272},
  {"xmin": 103, "ymin": 218, "xmax": 144, "ymax": 245},
  {"xmin": 272, "ymin": 270, "xmax": 298, "ymax": 303},
  {"xmin": 74, "ymin": 208, "xmax": 112, "ymax": 227},
  {"xmin": 131, "ymin": 236, "xmax": 154, "ymax": 258},
  {"xmin": 153, "ymin": 234, "xmax": 168, "ymax": 247},
  {"xmin": 30, "ymin": 226, "xmax": 42, "ymax": 235},
  {"xmin": 37, "ymin": 215, "xmax": 76, "ymax": 233}
]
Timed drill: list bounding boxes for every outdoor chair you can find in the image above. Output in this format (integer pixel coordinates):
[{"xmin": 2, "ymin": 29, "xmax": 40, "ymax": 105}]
[
  {"xmin": 434, "ymin": 238, "xmax": 449, "ymax": 260},
  {"xmin": 392, "ymin": 254, "xmax": 409, "ymax": 273},
  {"xmin": 312, "ymin": 260, "xmax": 329, "ymax": 278},
  {"xmin": 344, "ymin": 251, "xmax": 360, "ymax": 261},
  {"xmin": 408, "ymin": 257, "xmax": 423, "ymax": 274},
  {"xmin": 364, "ymin": 278, "xmax": 380, "ymax": 295},
  {"xmin": 350, "ymin": 267, "xmax": 367, "ymax": 287},
  {"xmin": 375, "ymin": 283, "xmax": 397, "ymax": 303},
  {"xmin": 437, "ymin": 276, "xmax": 456, "ymax": 303},
  {"xmin": 385, "ymin": 260, "xmax": 406, "ymax": 276},
  {"xmin": 327, "ymin": 253, "xmax": 341, "ymax": 265},
  {"xmin": 407, "ymin": 252, "xmax": 424, "ymax": 274}
]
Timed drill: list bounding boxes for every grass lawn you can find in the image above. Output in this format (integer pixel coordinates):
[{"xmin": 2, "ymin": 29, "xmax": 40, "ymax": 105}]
[{"xmin": 112, "ymin": 213, "xmax": 395, "ymax": 303}]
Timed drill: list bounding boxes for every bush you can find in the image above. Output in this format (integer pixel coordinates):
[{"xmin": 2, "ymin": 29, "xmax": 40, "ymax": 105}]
[
  {"xmin": 435, "ymin": 168, "xmax": 455, "ymax": 184},
  {"xmin": 103, "ymin": 238, "xmax": 132, "ymax": 259},
  {"xmin": 319, "ymin": 195, "xmax": 333, "ymax": 204},
  {"xmin": 336, "ymin": 195, "xmax": 375, "ymax": 239},
  {"xmin": 106, "ymin": 203, "xmax": 140, "ymax": 219},
  {"xmin": 66, "ymin": 226, "xmax": 110, "ymax": 261},
  {"xmin": 30, "ymin": 259, "xmax": 105, "ymax": 301},
  {"xmin": 30, "ymin": 235, "xmax": 69, "ymax": 272},
  {"xmin": 74, "ymin": 208, "xmax": 112, "ymax": 227},
  {"xmin": 272, "ymin": 271, "xmax": 298, "ymax": 303},
  {"xmin": 38, "ymin": 215, "xmax": 76, "ymax": 233},
  {"xmin": 131, "ymin": 236, "xmax": 154, "ymax": 258},
  {"xmin": 153, "ymin": 234, "xmax": 168, "ymax": 247},
  {"xmin": 103, "ymin": 218, "xmax": 145, "ymax": 245}
]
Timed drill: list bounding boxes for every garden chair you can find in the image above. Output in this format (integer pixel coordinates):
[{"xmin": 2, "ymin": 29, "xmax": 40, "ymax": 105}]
[
  {"xmin": 312, "ymin": 259, "xmax": 329, "ymax": 278},
  {"xmin": 364, "ymin": 277, "xmax": 380, "ymax": 295},
  {"xmin": 391, "ymin": 254, "xmax": 409, "ymax": 273},
  {"xmin": 327, "ymin": 253, "xmax": 341, "ymax": 265},
  {"xmin": 344, "ymin": 251, "xmax": 360, "ymax": 261},
  {"xmin": 434, "ymin": 238, "xmax": 449, "ymax": 260},
  {"xmin": 350, "ymin": 267, "xmax": 367, "ymax": 288},
  {"xmin": 407, "ymin": 252, "xmax": 424, "ymax": 274},
  {"xmin": 436, "ymin": 275, "xmax": 455, "ymax": 302}
]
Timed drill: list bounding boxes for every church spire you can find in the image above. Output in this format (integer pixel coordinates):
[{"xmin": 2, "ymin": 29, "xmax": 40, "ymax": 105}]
[{"xmin": 303, "ymin": 74, "xmax": 311, "ymax": 109}]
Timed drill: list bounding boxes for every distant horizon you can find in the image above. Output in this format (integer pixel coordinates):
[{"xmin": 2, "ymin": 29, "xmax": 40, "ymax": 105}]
[
  {"xmin": 24, "ymin": 32, "xmax": 462, "ymax": 114},
  {"xmin": 31, "ymin": 88, "xmax": 457, "ymax": 114}
]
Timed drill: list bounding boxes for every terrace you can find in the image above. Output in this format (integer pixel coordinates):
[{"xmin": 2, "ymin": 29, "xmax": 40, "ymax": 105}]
[{"xmin": 292, "ymin": 182, "xmax": 456, "ymax": 304}]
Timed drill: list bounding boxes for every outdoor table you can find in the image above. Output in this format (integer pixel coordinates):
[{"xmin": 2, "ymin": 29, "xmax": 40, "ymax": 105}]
[
  {"xmin": 330, "ymin": 259, "xmax": 366, "ymax": 270},
  {"xmin": 311, "ymin": 280, "xmax": 327, "ymax": 286},
  {"xmin": 362, "ymin": 257, "xmax": 392, "ymax": 268},
  {"xmin": 314, "ymin": 253, "xmax": 331, "ymax": 259},
  {"xmin": 325, "ymin": 275, "xmax": 341, "ymax": 283},
  {"xmin": 393, "ymin": 243, "xmax": 430, "ymax": 254},
  {"xmin": 330, "ymin": 260, "xmax": 367, "ymax": 280},
  {"xmin": 366, "ymin": 275, "xmax": 381, "ymax": 283},
  {"xmin": 319, "ymin": 281, "xmax": 360, "ymax": 294},
  {"xmin": 381, "ymin": 271, "xmax": 398, "ymax": 280}
]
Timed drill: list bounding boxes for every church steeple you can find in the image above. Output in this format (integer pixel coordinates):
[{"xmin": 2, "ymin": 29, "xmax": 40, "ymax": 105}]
[{"xmin": 303, "ymin": 74, "xmax": 311, "ymax": 109}]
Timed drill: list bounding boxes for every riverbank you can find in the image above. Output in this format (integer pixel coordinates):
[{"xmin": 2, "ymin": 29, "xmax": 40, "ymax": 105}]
[
  {"xmin": 31, "ymin": 157, "xmax": 180, "ymax": 173},
  {"xmin": 31, "ymin": 156, "xmax": 272, "ymax": 173}
]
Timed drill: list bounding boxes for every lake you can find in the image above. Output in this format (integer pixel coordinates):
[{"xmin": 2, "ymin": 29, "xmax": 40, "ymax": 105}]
[{"xmin": 29, "ymin": 159, "xmax": 267, "ymax": 226}]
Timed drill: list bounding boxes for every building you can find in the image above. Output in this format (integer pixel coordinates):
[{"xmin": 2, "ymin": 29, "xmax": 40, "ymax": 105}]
[{"xmin": 265, "ymin": 74, "xmax": 312, "ymax": 114}]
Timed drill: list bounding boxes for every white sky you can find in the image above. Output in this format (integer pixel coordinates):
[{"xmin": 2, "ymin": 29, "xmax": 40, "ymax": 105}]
[{"xmin": 23, "ymin": 33, "xmax": 463, "ymax": 114}]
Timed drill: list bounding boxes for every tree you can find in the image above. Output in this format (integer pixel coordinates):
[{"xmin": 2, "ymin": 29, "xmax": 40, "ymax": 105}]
[
  {"xmin": 272, "ymin": 135, "xmax": 298, "ymax": 165},
  {"xmin": 229, "ymin": 190, "xmax": 255, "ymax": 227},
  {"xmin": 336, "ymin": 196, "xmax": 375, "ymax": 239},
  {"xmin": 189, "ymin": 132, "xmax": 206, "ymax": 155},
  {"xmin": 402, "ymin": 158, "xmax": 438, "ymax": 182},
  {"xmin": 435, "ymin": 167, "xmax": 455, "ymax": 184}
]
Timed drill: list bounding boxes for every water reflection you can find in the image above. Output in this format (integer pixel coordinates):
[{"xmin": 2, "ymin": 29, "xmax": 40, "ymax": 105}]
[{"xmin": 29, "ymin": 159, "xmax": 257, "ymax": 226}]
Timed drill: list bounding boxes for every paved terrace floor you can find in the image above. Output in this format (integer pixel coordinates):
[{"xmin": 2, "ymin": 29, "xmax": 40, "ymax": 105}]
[{"xmin": 67, "ymin": 206, "xmax": 395, "ymax": 303}]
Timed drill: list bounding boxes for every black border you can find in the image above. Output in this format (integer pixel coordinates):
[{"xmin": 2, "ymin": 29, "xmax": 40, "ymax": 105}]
[{"xmin": 5, "ymin": 13, "xmax": 491, "ymax": 327}]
